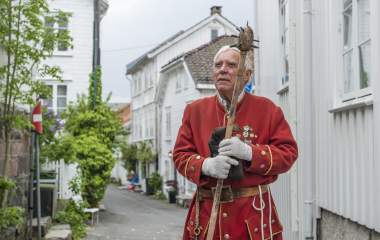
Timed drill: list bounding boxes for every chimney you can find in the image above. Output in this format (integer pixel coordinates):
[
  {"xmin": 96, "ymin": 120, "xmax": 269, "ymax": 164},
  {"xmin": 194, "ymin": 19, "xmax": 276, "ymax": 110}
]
[{"xmin": 210, "ymin": 6, "xmax": 222, "ymax": 15}]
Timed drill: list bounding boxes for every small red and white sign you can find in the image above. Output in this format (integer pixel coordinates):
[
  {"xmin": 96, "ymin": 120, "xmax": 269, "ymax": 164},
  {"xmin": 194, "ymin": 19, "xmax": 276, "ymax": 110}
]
[{"xmin": 32, "ymin": 102, "xmax": 43, "ymax": 134}]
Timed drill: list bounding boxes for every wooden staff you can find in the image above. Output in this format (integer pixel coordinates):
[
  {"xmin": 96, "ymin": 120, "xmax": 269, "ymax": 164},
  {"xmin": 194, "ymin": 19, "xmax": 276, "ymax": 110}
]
[{"xmin": 206, "ymin": 24, "xmax": 254, "ymax": 240}]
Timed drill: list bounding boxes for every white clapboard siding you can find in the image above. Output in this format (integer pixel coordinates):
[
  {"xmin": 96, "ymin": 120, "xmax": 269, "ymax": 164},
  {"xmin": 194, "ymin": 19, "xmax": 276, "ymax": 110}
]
[
  {"xmin": 317, "ymin": 106, "xmax": 376, "ymax": 229},
  {"xmin": 271, "ymin": 89, "xmax": 299, "ymax": 240}
]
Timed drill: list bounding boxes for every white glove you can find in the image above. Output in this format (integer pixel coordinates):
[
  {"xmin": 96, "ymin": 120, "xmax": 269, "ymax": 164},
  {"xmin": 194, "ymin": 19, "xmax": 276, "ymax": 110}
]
[
  {"xmin": 218, "ymin": 136, "xmax": 252, "ymax": 161},
  {"xmin": 201, "ymin": 155, "xmax": 239, "ymax": 179}
]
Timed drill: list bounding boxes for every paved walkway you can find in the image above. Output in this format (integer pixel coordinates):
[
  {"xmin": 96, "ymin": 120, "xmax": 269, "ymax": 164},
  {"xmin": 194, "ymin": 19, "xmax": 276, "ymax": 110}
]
[{"xmin": 85, "ymin": 184, "xmax": 187, "ymax": 240}]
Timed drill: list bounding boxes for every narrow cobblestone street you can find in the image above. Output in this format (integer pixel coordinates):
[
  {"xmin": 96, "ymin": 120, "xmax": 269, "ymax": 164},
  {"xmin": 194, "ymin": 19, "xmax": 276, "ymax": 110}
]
[{"xmin": 85, "ymin": 184, "xmax": 187, "ymax": 240}]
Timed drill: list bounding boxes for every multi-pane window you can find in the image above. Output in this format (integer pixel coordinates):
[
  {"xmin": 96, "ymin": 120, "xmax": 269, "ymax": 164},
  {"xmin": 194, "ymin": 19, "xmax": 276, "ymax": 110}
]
[
  {"xmin": 211, "ymin": 29, "xmax": 218, "ymax": 40},
  {"xmin": 42, "ymin": 84, "xmax": 67, "ymax": 117},
  {"xmin": 342, "ymin": 0, "xmax": 371, "ymax": 98},
  {"xmin": 45, "ymin": 14, "xmax": 69, "ymax": 52},
  {"xmin": 43, "ymin": 85, "xmax": 54, "ymax": 113},
  {"xmin": 57, "ymin": 85, "xmax": 67, "ymax": 116},
  {"xmin": 165, "ymin": 107, "xmax": 171, "ymax": 139},
  {"xmin": 279, "ymin": 0, "xmax": 289, "ymax": 86},
  {"xmin": 57, "ymin": 16, "xmax": 69, "ymax": 51},
  {"xmin": 175, "ymin": 70, "xmax": 181, "ymax": 93}
]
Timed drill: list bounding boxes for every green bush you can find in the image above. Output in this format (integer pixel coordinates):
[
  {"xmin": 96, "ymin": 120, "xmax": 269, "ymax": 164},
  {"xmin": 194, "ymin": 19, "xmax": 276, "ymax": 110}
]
[
  {"xmin": 149, "ymin": 172, "xmax": 163, "ymax": 194},
  {"xmin": 55, "ymin": 200, "xmax": 87, "ymax": 240},
  {"xmin": 0, "ymin": 207, "xmax": 24, "ymax": 230},
  {"xmin": 153, "ymin": 190, "xmax": 166, "ymax": 201}
]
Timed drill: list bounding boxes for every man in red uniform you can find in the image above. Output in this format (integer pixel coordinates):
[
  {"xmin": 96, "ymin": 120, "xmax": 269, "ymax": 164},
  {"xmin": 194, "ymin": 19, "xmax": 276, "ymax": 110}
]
[{"xmin": 173, "ymin": 45, "xmax": 298, "ymax": 240}]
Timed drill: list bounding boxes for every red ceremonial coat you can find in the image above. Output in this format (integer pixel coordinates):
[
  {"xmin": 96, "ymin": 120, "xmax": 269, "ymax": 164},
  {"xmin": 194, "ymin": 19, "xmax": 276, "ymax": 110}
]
[{"xmin": 173, "ymin": 93, "xmax": 298, "ymax": 240}]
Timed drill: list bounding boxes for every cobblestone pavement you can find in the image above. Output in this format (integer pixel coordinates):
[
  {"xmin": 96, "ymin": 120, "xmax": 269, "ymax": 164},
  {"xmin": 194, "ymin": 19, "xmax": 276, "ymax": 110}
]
[{"xmin": 85, "ymin": 184, "xmax": 187, "ymax": 240}]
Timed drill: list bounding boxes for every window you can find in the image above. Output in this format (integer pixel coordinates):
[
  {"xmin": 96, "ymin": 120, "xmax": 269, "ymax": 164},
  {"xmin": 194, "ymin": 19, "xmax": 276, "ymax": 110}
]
[
  {"xmin": 42, "ymin": 84, "xmax": 67, "ymax": 117},
  {"xmin": 165, "ymin": 107, "xmax": 171, "ymax": 139},
  {"xmin": 57, "ymin": 16, "xmax": 69, "ymax": 51},
  {"xmin": 57, "ymin": 85, "xmax": 67, "ymax": 116},
  {"xmin": 42, "ymin": 85, "xmax": 53, "ymax": 113},
  {"xmin": 45, "ymin": 14, "xmax": 69, "ymax": 52},
  {"xmin": 211, "ymin": 29, "xmax": 218, "ymax": 40},
  {"xmin": 175, "ymin": 71, "xmax": 181, "ymax": 93},
  {"xmin": 341, "ymin": 0, "xmax": 371, "ymax": 100},
  {"xmin": 279, "ymin": 0, "xmax": 289, "ymax": 86},
  {"xmin": 183, "ymin": 71, "xmax": 189, "ymax": 90}
]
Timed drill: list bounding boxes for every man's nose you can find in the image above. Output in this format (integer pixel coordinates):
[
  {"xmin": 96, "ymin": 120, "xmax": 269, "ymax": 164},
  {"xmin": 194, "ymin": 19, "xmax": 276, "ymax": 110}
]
[{"xmin": 219, "ymin": 64, "xmax": 228, "ymax": 73}]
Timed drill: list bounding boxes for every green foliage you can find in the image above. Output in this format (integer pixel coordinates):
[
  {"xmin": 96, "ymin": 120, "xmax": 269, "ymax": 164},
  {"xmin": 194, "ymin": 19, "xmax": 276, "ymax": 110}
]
[
  {"xmin": 0, "ymin": 0, "xmax": 72, "ymax": 177},
  {"xmin": 136, "ymin": 141, "xmax": 156, "ymax": 164},
  {"xmin": 0, "ymin": 177, "xmax": 16, "ymax": 191},
  {"xmin": 88, "ymin": 67, "xmax": 102, "ymax": 109},
  {"xmin": 55, "ymin": 200, "xmax": 87, "ymax": 240},
  {"xmin": 149, "ymin": 172, "xmax": 163, "ymax": 194},
  {"xmin": 44, "ymin": 67, "xmax": 122, "ymax": 208},
  {"xmin": 0, "ymin": 177, "xmax": 16, "ymax": 205},
  {"xmin": 153, "ymin": 190, "xmax": 166, "ymax": 201},
  {"xmin": 121, "ymin": 143, "xmax": 138, "ymax": 172},
  {"xmin": 0, "ymin": 207, "xmax": 24, "ymax": 230}
]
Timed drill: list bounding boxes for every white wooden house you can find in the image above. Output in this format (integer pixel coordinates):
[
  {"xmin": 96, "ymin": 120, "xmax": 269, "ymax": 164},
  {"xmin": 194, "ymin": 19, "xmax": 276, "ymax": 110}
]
[
  {"xmin": 126, "ymin": 6, "xmax": 238, "ymax": 192},
  {"xmin": 42, "ymin": 0, "xmax": 109, "ymax": 199},
  {"xmin": 156, "ymin": 35, "xmax": 238, "ymax": 200},
  {"xmin": 254, "ymin": 0, "xmax": 380, "ymax": 239}
]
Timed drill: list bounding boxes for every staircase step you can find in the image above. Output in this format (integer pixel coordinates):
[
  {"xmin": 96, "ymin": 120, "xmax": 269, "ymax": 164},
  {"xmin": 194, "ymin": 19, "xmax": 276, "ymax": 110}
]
[
  {"xmin": 44, "ymin": 224, "xmax": 72, "ymax": 240},
  {"xmin": 32, "ymin": 216, "xmax": 52, "ymax": 237}
]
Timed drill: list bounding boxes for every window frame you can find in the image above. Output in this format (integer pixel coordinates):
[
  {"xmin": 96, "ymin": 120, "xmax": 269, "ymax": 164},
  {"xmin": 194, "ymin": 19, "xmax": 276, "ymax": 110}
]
[
  {"xmin": 340, "ymin": 0, "xmax": 372, "ymax": 103},
  {"xmin": 279, "ymin": 0, "xmax": 290, "ymax": 91}
]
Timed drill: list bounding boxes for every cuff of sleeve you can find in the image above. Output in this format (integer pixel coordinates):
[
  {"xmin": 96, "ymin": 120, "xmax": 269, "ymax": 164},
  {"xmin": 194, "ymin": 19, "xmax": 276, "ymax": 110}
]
[
  {"xmin": 249, "ymin": 144, "xmax": 273, "ymax": 175},
  {"xmin": 184, "ymin": 154, "xmax": 207, "ymax": 185}
]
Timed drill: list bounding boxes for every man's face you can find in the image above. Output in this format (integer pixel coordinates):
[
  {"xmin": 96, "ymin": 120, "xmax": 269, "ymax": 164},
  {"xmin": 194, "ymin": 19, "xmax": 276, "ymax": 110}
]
[{"xmin": 212, "ymin": 49, "xmax": 249, "ymax": 100}]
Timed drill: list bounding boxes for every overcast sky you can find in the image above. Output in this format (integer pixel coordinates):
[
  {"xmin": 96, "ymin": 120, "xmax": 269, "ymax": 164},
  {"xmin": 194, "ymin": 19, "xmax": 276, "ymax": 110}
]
[{"xmin": 100, "ymin": 0, "xmax": 255, "ymax": 103}]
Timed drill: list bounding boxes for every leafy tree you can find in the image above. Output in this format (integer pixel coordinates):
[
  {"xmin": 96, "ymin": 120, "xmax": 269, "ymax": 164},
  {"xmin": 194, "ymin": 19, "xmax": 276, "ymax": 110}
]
[
  {"xmin": 0, "ymin": 0, "xmax": 72, "ymax": 208},
  {"xmin": 47, "ymin": 67, "xmax": 122, "ymax": 207},
  {"xmin": 121, "ymin": 143, "xmax": 138, "ymax": 172},
  {"xmin": 136, "ymin": 141, "xmax": 156, "ymax": 177}
]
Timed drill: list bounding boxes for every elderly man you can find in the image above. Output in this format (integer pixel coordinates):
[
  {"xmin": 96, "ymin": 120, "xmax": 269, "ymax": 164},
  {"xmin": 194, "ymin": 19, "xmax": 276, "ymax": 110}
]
[{"xmin": 173, "ymin": 45, "xmax": 298, "ymax": 240}]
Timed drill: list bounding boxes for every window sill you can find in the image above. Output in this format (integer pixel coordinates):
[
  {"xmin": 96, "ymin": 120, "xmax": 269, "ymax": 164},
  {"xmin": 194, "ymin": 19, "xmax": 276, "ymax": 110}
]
[
  {"xmin": 51, "ymin": 51, "xmax": 73, "ymax": 57},
  {"xmin": 276, "ymin": 84, "xmax": 289, "ymax": 95},
  {"xmin": 329, "ymin": 94, "xmax": 373, "ymax": 113}
]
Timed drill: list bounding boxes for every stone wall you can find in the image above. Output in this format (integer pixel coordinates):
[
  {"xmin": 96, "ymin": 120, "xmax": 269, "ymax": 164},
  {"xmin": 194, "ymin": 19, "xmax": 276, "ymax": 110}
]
[
  {"xmin": 0, "ymin": 130, "xmax": 31, "ymax": 240},
  {"xmin": 319, "ymin": 209, "xmax": 380, "ymax": 240}
]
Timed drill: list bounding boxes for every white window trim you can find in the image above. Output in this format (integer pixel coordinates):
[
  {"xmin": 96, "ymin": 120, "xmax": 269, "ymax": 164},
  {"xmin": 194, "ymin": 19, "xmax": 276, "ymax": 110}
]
[
  {"xmin": 338, "ymin": 0, "xmax": 372, "ymax": 105},
  {"xmin": 41, "ymin": 82, "xmax": 69, "ymax": 117},
  {"xmin": 47, "ymin": 11, "xmax": 73, "ymax": 57}
]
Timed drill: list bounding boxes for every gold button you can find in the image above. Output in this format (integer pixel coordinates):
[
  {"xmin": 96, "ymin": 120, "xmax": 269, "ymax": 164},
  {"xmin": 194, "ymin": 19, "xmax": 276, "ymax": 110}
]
[
  {"xmin": 260, "ymin": 164, "xmax": 265, "ymax": 169},
  {"xmin": 222, "ymin": 212, "xmax": 228, "ymax": 218},
  {"xmin": 261, "ymin": 150, "xmax": 266, "ymax": 156},
  {"xmin": 196, "ymin": 155, "xmax": 201, "ymax": 160},
  {"xmin": 254, "ymin": 227, "xmax": 258, "ymax": 232},
  {"xmin": 256, "ymin": 144, "xmax": 259, "ymax": 146},
  {"xmin": 190, "ymin": 166, "xmax": 195, "ymax": 171},
  {"xmin": 224, "ymin": 233, "xmax": 230, "ymax": 240},
  {"xmin": 263, "ymin": 223, "xmax": 267, "ymax": 228},
  {"xmin": 272, "ymin": 219, "xmax": 275, "ymax": 224}
]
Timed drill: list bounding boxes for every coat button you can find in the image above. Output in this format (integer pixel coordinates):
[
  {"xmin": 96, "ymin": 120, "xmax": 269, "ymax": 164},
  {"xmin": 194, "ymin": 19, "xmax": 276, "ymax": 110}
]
[
  {"xmin": 254, "ymin": 227, "xmax": 258, "ymax": 232},
  {"xmin": 260, "ymin": 164, "xmax": 265, "ymax": 169},
  {"xmin": 196, "ymin": 155, "xmax": 201, "ymax": 160},
  {"xmin": 190, "ymin": 166, "xmax": 195, "ymax": 171},
  {"xmin": 222, "ymin": 212, "xmax": 228, "ymax": 218},
  {"xmin": 261, "ymin": 150, "xmax": 266, "ymax": 156},
  {"xmin": 224, "ymin": 233, "xmax": 230, "ymax": 240}
]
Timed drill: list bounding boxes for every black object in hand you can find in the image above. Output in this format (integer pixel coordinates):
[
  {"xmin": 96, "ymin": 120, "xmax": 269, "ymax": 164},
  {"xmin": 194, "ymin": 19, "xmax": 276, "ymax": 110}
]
[{"xmin": 208, "ymin": 127, "xmax": 244, "ymax": 180}]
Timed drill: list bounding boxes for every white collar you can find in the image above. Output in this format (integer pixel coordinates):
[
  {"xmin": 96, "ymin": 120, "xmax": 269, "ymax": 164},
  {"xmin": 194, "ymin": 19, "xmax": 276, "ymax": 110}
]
[{"xmin": 216, "ymin": 91, "xmax": 245, "ymax": 112}]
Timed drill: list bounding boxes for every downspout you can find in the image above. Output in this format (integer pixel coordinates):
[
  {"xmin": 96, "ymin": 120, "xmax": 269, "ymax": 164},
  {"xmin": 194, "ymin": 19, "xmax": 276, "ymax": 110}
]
[{"xmin": 303, "ymin": 0, "xmax": 315, "ymax": 239}]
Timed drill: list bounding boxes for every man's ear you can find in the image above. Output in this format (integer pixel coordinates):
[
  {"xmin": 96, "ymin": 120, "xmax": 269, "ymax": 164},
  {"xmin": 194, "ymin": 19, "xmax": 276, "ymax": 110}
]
[{"xmin": 244, "ymin": 69, "xmax": 252, "ymax": 84}]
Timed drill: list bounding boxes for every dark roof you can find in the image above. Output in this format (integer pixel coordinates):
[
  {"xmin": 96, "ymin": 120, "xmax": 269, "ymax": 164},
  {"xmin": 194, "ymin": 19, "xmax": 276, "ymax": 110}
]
[{"xmin": 162, "ymin": 35, "xmax": 238, "ymax": 84}]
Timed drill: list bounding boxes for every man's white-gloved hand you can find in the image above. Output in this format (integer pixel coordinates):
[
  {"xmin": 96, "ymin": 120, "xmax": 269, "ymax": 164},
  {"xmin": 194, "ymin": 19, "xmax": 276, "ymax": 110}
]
[
  {"xmin": 218, "ymin": 136, "xmax": 252, "ymax": 161},
  {"xmin": 201, "ymin": 155, "xmax": 239, "ymax": 179}
]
